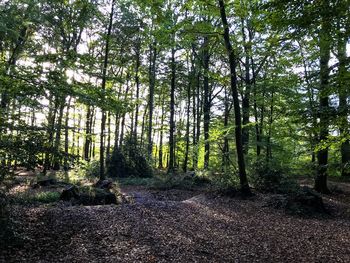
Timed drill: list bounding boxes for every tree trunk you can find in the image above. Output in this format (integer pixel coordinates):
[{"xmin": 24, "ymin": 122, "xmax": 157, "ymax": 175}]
[
  {"xmin": 147, "ymin": 42, "xmax": 157, "ymax": 159},
  {"xmin": 219, "ymin": 0, "xmax": 251, "ymax": 195},
  {"xmin": 106, "ymin": 112, "xmax": 111, "ymax": 160},
  {"xmin": 168, "ymin": 47, "xmax": 176, "ymax": 173},
  {"xmin": 203, "ymin": 36, "xmax": 210, "ymax": 170},
  {"xmin": 222, "ymin": 87, "xmax": 230, "ymax": 168},
  {"xmin": 315, "ymin": 0, "xmax": 331, "ymax": 193},
  {"xmin": 337, "ymin": 32, "xmax": 350, "ymax": 176},
  {"xmin": 99, "ymin": 0, "xmax": 115, "ymax": 180},
  {"xmin": 183, "ymin": 53, "xmax": 194, "ymax": 172},
  {"xmin": 158, "ymin": 91, "xmax": 166, "ymax": 169},
  {"xmin": 84, "ymin": 105, "xmax": 92, "ymax": 161},
  {"xmin": 241, "ymin": 18, "xmax": 252, "ymax": 155},
  {"xmin": 43, "ymin": 95, "xmax": 58, "ymax": 173},
  {"xmin": 134, "ymin": 42, "xmax": 141, "ymax": 139},
  {"xmin": 52, "ymin": 98, "xmax": 65, "ymax": 170},
  {"xmin": 63, "ymin": 97, "xmax": 72, "ymax": 171}
]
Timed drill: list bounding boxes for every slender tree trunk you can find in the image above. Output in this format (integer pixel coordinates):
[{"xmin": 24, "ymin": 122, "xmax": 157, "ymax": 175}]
[
  {"xmin": 203, "ymin": 36, "xmax": 210, "ymax": 170},
  {"xmin": 222, "ymin": 87, "xmax": 230, "ymax": 168},
  {"xmin": 99, "ymin": 0, "xmax": 115, "ymax": 180},
  {"xmin": 63, "ymin": 97, "xmax": 72, "ymax": 171},
  {"xmin": 158, "ymin": 92, "xmax": 165, "ymax": 169},
  {"xmin": 140, "ymin": 104, "xmax": 148, "ymax": 146},
  {"xmin": 266, "ymin": 91, "xmax": 274, "ymax": 161},
  {"xmin": 219, "ymin": 0, "xmax": 251, "ymax": 194},
  {"xmin": 106, "ymin": 112, "xmax": 111, "ymax": 160},
  {"xmin": 315, "ymin": 0, "xmax": 331, "ymax": 193},
  {"xmin": 43, "ymin": 95, "xmax": 58, "ymax": 173},
  {"xmin": 147, "ymin": 42, "xmax": 157, "ymax": 158},
  {"xmin": 168, "ymin": 47, "xmax": 176, "ymax": 173},
  {"xmin": 241, "ymin": 18, "xmax": 252, "ymax": 155},
  {"xmin": 194, "ymin": 71, "xmax": 202, "ymax": 169},
  {"xmin": 52, "ymin": 98, "xmax": 65, "ymax": 170},
  {"xmin": 183, "ymin": 54, "xmax": 193, "ymax": 172},
  {"xmin": 337, "ymin": 33, "xmax": 350, "ymax": 176},
  {"xmin": 120, "ymin": 74, "xmax": 131, "ymax": 147},
  {"xmin": 91, "ymin": 111, "xmax": 96, "ymax": 159},
  {"xmin": 134, "ymin": 42, "xmax": 141, "ymax": 139},
  {"xmin": 77, "ymin": 111, "xmax": 82, "ymax": 158},
  {"xmin": 84, "ymin": 105, "xmax": 92, "ymax": 161}
]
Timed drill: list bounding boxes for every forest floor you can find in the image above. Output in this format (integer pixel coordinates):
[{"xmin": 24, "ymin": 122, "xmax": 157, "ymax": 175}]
[{"xmin": 1, "ymin": 174, "xmax": 350, "ymax": 262}]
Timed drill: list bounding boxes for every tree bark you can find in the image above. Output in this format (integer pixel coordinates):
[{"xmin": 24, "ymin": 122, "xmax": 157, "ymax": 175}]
[
  {"xmin": 218, "ymin": 0, "xmax": 251, "ymax": 195},
  {"xmin": 203, "ymin": 36, "xmax": 210, "ymax": 170},
  {"xmin": 337, "ymin": 31, "xmax": 350, "ymax": 176},
  {"xmin": 147, "ymin": 42, "xmax": 157, "ymax": 158},
  {"xmin": 315, "ymin": 0, "xmax": 331, "ymax": 193},
  {"xmin": 168, "ymin": 47, "xmax": 176, "ymax": 173},
  {"xmin": 99, "ymin": 0, "xmax": 115, "ymax": 180}
]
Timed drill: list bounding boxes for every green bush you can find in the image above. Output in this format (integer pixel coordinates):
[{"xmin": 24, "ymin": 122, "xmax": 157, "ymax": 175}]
[
  {"xmin": 250, "ymin": 158, "xmax": 299, "ymax": 194},
  {"xmin": 150, "ymin": 172, "xmax": 211, "ymax": 190},
  {"xmin": 107, "ymin": 136, "xmax": 153, "ymax": 178},
  {"xmin": 85, "ymin": 160, "xmax": 101, "ymax": 178}
]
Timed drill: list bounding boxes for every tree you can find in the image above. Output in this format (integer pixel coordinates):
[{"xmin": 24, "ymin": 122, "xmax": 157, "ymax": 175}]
[{"xmin": 218, "ymin": 0, "xmax": 251, "ymax": 194}]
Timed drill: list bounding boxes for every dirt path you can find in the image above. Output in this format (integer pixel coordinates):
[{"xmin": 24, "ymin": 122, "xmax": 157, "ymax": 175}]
[{"xmin": 2, "ymin": 186, "xmax": 350, "ymax": 262}]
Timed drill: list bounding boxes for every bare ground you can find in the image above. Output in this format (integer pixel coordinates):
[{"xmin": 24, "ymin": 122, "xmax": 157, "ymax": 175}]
[{"xmin": 1, "ymin": 182, "xmax": 350, "ymax": 263}]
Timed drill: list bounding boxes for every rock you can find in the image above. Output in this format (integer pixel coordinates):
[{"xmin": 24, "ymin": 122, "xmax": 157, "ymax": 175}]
[{"xmin": 60, "ymin": 185, "xmax": 79, "ymax": 201}]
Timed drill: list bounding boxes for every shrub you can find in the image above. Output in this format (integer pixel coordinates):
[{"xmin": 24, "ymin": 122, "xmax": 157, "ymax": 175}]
[
  {"xmin": 107, "ymin": 136, "xmax": 152, "ymax": 178},
  {"xmin": 85, "ymin": 160, "xmax": 101, "ymax": 178},
  {"xmin": 250, "ymin": 158, "xmax": 299, "ymax": 194}
]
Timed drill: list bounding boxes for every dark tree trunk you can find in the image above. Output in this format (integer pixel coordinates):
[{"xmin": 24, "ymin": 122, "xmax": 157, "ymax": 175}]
[
  {"xmin": 43, "ymin": 95, "xmax": 58, "ymax": 173},
  {"xmin": 241, "ymin": 18, "xmax": 252, "ymax": 155},
  {"xmin": 266, "ymin": 91, "xmax": 274, "ymax": 161},
  {"xmin": 203, "ymin": 36, "xmax": 210, "ymax": 170},
  {"xmin": 194, "ymin": 71, "xmax": 202, "ymax": 169},
  {"xmin": 315, "ymin": 1, "xmax": 331, "ymax": 193},
  {"xmin": 158, "ymin": 91, "xmax": 166, "ymax": 169},
  {"xmin": 219, "ymin": 0, "xmax": 251, "ymax": 195},
  {"xmin": 183, "ymin": 53, "xmax": 194, "ymax": 172},
  {"xmin": 222, "ymin": 87, "xmax": 231, "ymax": 168},
  {"xmin": 84, "ymin": 105, "xmax": 92, "ymax": 161},
  {"xmin": 147, "ymin": 42, "xmax": 157, "ymax": 158},
  {"xmin": 119, "ymin": 74, "xmax": 131, "ymax": 147},
  {"xmin": 168, "ymin": 47, "xmax": 176, "ymax": 173},
  {"xmin": 63, "ymin": 97, "xmax": 72, "ymax": 171},
  {"xmin": 52, "ymin": 99, "xmax": 65, "ymax": 170},
  {"xmin": 134, "ymin": 41, "xmax": 141, "ymax": 139},
  {"xmin": 77, "ymin": 112, "xmax": 82, "ymax": 158},
  {"xmin": 337, "ymin": 32, "xmax": 350, "ymax": 177},
  {"xmin": 99, "ymin": 0, "xmax": 115, "ymax": 180},
  {"xmin": 106, "ymin": 112, "xmax": 111, "ymax": 160}
]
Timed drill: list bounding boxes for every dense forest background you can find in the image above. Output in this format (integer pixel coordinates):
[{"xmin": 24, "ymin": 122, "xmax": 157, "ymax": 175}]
[{"xmin": 0, "ymin": 0, "xmax": 349, "ymax": 194}]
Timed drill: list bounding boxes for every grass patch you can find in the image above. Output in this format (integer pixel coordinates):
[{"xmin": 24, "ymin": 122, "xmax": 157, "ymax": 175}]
[{"xmin": 10, "ymin": 191, "xmax": 61, "ymax": 205}]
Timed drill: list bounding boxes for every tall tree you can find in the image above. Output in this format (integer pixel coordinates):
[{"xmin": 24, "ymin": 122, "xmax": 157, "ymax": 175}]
[{"xmin": 218, "ymin": 0, "xmax": 251, "ymax": 194}]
